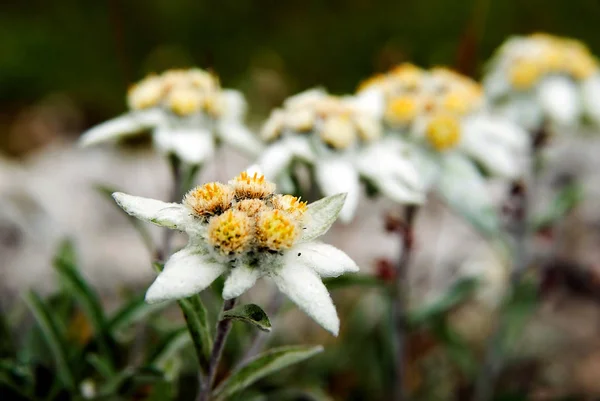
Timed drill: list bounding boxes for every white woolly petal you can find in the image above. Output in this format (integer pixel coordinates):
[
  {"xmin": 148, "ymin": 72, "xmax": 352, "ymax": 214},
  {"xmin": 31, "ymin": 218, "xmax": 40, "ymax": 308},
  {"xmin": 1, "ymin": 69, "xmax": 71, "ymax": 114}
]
[
  {"xmin": 302, "ymin": 193, "xmax": 347, "ymax": 242},
  {"xmin": 112, "ymin": 192, "xmax": 194, "ymax": 231},
  {"xmin": 271, "ymin": 262, "xmax": 339, "ymax": 336},
  {"xmin": 217, "ymin": 121, "xmax": 263, "ymax": 157},
  {"xmin": 438, "ymin": 154, "xmax": 499, "ymax": 235},
  {"xmin": 352, "ymin": 88, "xmax": 385, "ymax": 119},
  {"xmin": 371, "ymin": 175, "xmax": 425, "ymax": 204},
  {"xmin": 146, "ymin": 247, "xmax": 225, "ymax": 303},
  {"xmin": 463, "ymin": 114, "xmax": 528, "ymax": 151},
  {"xmin": 314, "ymin": 158, "xmax": 359, "ymax": 223},
  {"xmin": 222, "ymin": 264, "xmax": 263, "ymax": 299},
  {"xmin": 286, "ymin": 242, "xmax": 359, "ymax": 277},
  {"xmin": 79, "ymin": 109, "xmax": 164, "ymax": 147},
  {"xmin": 581, "ymin": 75, "xmax": 600, "ymax": 125},
  {"xmin": 537, "ymin": 76, "xmax": 581, "ymax": 126},
  {"xmin": 221, "ymin": 89, "xmax": 247, "ymax": 121},
  {"xmin": 496, "ymin": 96, "xmax": 544, "ymax": 132},
  {"xmin": 154, "ymin": 127, "xmax": 215, "ymax": 165},
  {"xmin": 257, "ymin": 142, "xmax": 295, "ymax": 180}
]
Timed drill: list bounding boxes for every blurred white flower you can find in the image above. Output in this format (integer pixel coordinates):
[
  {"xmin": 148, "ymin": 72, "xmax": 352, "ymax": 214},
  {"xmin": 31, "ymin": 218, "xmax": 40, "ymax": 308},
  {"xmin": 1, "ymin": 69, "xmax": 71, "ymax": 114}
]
[
  {"xmin": 358, "ymin": 65, "xmax": 529, "ymax": 233},
  {"xmin": 112, "ymin": 168, "xmax": 357, "ymax": 335},
  {"xmin": 79, "ymin": 68, "xmax": 262, "ymax": 164},
  {"xmin": 483, "ymin": 33, "xmax": 600, "ymax": 130},
  {"xmin": 257, "ymin": 88, "xmax": 424, "ymax": 222}
]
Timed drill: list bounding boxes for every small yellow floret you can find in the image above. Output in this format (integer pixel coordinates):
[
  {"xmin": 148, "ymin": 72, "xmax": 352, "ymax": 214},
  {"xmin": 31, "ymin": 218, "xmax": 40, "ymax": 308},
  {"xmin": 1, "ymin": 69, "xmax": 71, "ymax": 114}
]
[
  {"xmin": 385, "ymin": 96, "xmax": 418, "ymax": 125},
  {"xmin": 235, "ymin": 199, "xmax": 267, "ymax": 217},
  {"xmin": 566, "ymin": 50, "xmax": 597, "ymax": 80},
  {"xmin": 390, "ymin": 63, "xmax": 423, "ymax": 90},
  {"xmin": 207, "ymin": 209, "xmax": 253, "ymax": 255},
  {"xmin": 229, "ymin": 171, "xmax": 276, "ymax": 199},
  {"xmin": 287, "ymin": 108, "xmax": 316, "ymax": 132},
  {"xmin": 354, "ymin": 114, "xmax": 382, "ymax": 142},
  {"xmin": 203, "ymin": 93, "xmax": 225, "ymax": 117},
  {"xmin": 188, "ymin": 69, "xmax": 219, "ymax": 91},
  {"xmin": 127, "ymin": 75, "xmax": 164, "ymax": 110},
  {"xmin": 425, "ymin": 114, "xmax": 461, "ymax": 151},
  {"xmin": 509, "ymin": 59, "xmax": 543, "ymax": 90},
  {"xmin": 319, "ymin": 115, "xmax": 356, "ymax": 149},
  {"xmin": 261, "ymin": 110, "xmax": 286, "ymax": 141},
  {"xmin": 167, "ymin": 87, "xmax": 203, "ymax": 116},
  {"xmin": 256, "ymin": 209, "xmax": 298, "ymax": 251},
  {"xmin": 442, "ymin": 90, "xmax": 475, "ymax": 115},
  {"xmin": 183, "ymin": 182, "xmax": 234, "ymax": 216},
  {"xmin": 271, "ymin": 194, "xmax": 307, "ymax": 220}
]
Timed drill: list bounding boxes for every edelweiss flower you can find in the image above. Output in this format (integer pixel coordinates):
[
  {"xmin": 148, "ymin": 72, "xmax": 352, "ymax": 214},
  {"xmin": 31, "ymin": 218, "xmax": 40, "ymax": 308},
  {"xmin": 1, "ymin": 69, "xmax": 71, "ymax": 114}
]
[
  {"xmin": 357, "ymin": 65, "xmax": 528, "ymax": 232},
  {"xmin": 257, "ymin": 88, "xmax": 424, "ymax": 222},
  {"xmin": 112, "ymin": 168, "xmax": 358, "ymax": 335},
  {"xmin": 484, "ymin": 33, "xmax": 600, "ymax": 130},
  {"xmin": 79, "ymin": 68, "xmax": 262, "ymax": 164}
]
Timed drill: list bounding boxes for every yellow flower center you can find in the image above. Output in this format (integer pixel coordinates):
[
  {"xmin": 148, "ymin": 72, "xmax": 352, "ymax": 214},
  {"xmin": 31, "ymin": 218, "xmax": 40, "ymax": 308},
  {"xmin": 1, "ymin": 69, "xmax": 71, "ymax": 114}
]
[
  {"xmin": 127, "ymin": 76, "xmax": 164, "ymax": 110},
  {"xmin": 287, "ymin": 109, "xmax": 316, "ymax": 132},
  {"xmin": 509, "ymin": 59, "xmax": 543, "ymax": 90},
  {"xmin": 425, "ymin": 114, "xmax": 461, "ymax": 151},
  {"xmin": 261, "ymin": 110, "xmax": 286, "ymax": 142},
  {"xmin": 442, "ymin": 90, "xmax": 475, "ymax": 115},
  {"xmin": 207, "ymin": 209, "xmax": 253, "ymax": 255},
  {"xmin": 271, "ymin": 194, "xmax": 307, "ymax": 220},
  {"xmin": 183, "ymin": 182, "xmax": 234, "ymax": 216},
  {"xmin": 229, "ymin": 171, "xmax": 276, "ymax": 199},
  {"xmin": 256, "ymin": 209, "xmax": 298, "ymax": 251},
  {"xmin": 354, "ymin": 114, "xmax": 382, "ymax": 142},
  {"xmin": 390, "ymin": 63, "xmax": 423, "ymax": 90},
  {"xmin": 203, "ymin": 94, "xmax": 225, "ymax": 117},
  {"xmin": 566, "ymin": 50, "xmax": 597, "ymax": 80},
  {"xmin": 167, "ymin": 87, "xmax": 203, "ymax": 116},
  {"xmin": 320, "ymin": 115, "xmax": 356, "ymax": 149},
  {"xmin": 234, "ymin": 199, "xmax": 267, "ymax": 217},
  {"xmin": 385, "ymin": 96, "xmax": 418, "ymax": 125}
]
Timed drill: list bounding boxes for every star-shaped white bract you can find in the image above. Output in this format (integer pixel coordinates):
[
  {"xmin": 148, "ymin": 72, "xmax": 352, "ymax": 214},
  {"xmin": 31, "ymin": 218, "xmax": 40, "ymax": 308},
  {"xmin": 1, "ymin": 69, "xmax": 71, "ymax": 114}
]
[
  {"xmin": 357, "ymin": 65, "xmax": 529, "ymax": 233},
  {"xmin": 79, "ymin": 68, "xmax": 262, "ymax": 164},
  {"xmin": 483, "ymin": 33, "xmax": 600, "ymax": 131},
  {"xmin": 256, "ymin": 88, "xmax": 424, "ymax": 223},
  {"xmin": 112, "ymin": 168, "xmax": 358, "ymax": 335}
]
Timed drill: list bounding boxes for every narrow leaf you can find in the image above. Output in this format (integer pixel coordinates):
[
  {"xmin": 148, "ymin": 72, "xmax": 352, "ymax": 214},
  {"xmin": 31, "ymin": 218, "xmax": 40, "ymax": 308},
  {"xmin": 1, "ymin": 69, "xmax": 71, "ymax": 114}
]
[
  {"xmin": 108, "ymin": 295, "xmax": 168, "ymax": 334},
  {"xmin": 146, "ymin": 328, "xmax": 190, "ymax": 367},
  {"xmin": 24, "ymin": 292, "xmax": 76, "ymax": 391},
  {"xmin": 531, "ymin": 182, "xmax": 583, "ymax": 231},
  {"xmin": 222, "ymin": 304, "xmax": 272, "ymax": 332},
  {"xmin": 323, "ymin": 274, "xmax": 382, "ymax": 290},
  {"xmin": 177, "ymin": 295, "xmax": 212, "ymax": 373},
  {"xmin": 213, "ymin": 345, "xmax": 324, "ymax": 400},
  {"xmin": 53, "ymin": 240, "xmax": 116, "ymax": 371},
  {"xmin": 407, "ymin": 277, "xmax": 478, "ymax": 326}
]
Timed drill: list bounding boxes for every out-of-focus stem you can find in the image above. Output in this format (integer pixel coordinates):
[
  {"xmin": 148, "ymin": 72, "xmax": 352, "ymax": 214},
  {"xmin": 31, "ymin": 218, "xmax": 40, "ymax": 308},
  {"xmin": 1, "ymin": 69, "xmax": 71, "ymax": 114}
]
[
  {"xmin": 198, "ymin": 298, "xmax": 237, "ymax": 401},
  {"xmin": 391, "ymin": 205, "xmax": 418, "ymax": 401},
  {"xmin": 473, "ymin": 127, "xmax": 546, "ymax": 401}
]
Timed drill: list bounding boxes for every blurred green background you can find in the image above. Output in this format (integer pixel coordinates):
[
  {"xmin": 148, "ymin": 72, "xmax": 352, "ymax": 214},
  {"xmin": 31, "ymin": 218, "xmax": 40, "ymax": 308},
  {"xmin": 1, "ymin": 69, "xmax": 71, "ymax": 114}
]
[{"xmin": 2, "ymin": 0, "xmax": 600, "ymax": 153}]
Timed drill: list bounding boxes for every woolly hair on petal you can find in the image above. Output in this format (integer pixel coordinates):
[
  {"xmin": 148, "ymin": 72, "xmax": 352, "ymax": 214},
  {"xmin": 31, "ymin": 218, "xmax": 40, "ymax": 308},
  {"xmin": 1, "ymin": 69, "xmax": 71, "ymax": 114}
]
[
  {"xmin": 217, "ymin": 120, "xmax": 264, "ymax": 157},
  {"xmin": 257, "ymin": 141, "xmax": 296, "ymax": 180},
  {"xmin": 582, "ymin": 75, "xmax": 600, "ymax": 125},
  {"xmin": 79, "ymin": 109, "xmax": 165, "ymax": 147},
  {"xmin": 286, "ymin": 242, "xmax": 359, "ymax": 278},
  {"xmin": 112, "ymin": 192, "xmax": 193, "ymax": 231},
  {"xmin": 145, "ymin": 247, "xmax": 226, "ymax": 303},
  {"xmin": 222, "ymin": 264, "xmax": 263, "ymax": 300},
  {"xmin": 301, "ymin": 193, "xmax": 347, "ymax": 242},
  {"xmin": 220, "ymin": 89, "xmax": 248, "ymax": 121},
  {"xmin": 271, "ymin": 262, "xmax": 340, "ymax": 336},
  {"xmin": 314, "ymin": 158, "xmax": 360, "ymax": 223}
]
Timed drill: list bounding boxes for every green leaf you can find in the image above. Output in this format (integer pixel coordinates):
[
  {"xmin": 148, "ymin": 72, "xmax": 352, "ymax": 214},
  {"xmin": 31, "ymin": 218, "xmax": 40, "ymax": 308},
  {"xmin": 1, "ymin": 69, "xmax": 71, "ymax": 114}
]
[
  {"xmin": 86, "ymin": 353, "xmax": 115, "ymax": 379},
  {"xmin": 213, "ymin": 345, "xmax": 324, "ymax": 400},
  {"xmin": 146, "ymin": 328, "xmax": 190, "ymax": 367},
  {"xmin": 407, "ymin": 277, "xmax": 478, "ymax": 326},
  {"xmin": 24, "ymin": 292, "xmax": 76, "ymax": 391},
  {"xmin": 53, "ymin": 240, "xmax": 116, "ymax": 371},
  {"xmin": 177, "ymin": 295, "xmax": 212, "ymax": 373},
  {"xmin": 95, "ymin": 183, "xmax": 155, "ymax": 253},
  {"xmin": 323, "ymin": 274, "xmax": 382, "ymax": 290},
  {"xmin": 502, "ymin": 279, "xmax": 538, "ymax": 349},
  {"xmin": 107, "ymin": 295, "xmax": 168, "ymax": 335},
  {"xmin": 431, "ymin": 318, "xmax": 477, "ymax": 376},
  {"xmin": 531, "ymin": 182, "xmax": 583, "ymax": 231},
  {"xmin": 222, "ymin": 304, "xmax": 272, "ymax": 332}
]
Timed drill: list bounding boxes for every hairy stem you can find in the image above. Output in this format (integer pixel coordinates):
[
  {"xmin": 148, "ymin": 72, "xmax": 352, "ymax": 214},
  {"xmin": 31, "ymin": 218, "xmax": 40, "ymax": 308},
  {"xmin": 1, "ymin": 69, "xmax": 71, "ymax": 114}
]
[
  {"xmin": 198, "ymin": 298, "xmax": 237, "ymax": 401},
  {"xmin": 392, "ymin": 205, "xmax": 418, "ymax": 401}
]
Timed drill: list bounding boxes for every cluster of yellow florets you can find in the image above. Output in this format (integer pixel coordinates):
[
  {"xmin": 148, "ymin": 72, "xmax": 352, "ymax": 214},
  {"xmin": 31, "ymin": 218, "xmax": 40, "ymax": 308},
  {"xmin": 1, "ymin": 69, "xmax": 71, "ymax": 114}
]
[
  {"xmin": 501, "ymin": 33, "xmax": 599, "ymax": 90},
  {"xmin": 359, "ymin": 64, "xmax": 482, "ymax": 151},
  {"xmin": 183, "ymin": 171, "xmax": 308, "ymax": 255},
  {"xmin": 127, "ymin": 68, "xmax": 226, "ymax": 117},
  {"xmin": 260, "ymin": 92, "xmax": 382, "ymax": 150}
]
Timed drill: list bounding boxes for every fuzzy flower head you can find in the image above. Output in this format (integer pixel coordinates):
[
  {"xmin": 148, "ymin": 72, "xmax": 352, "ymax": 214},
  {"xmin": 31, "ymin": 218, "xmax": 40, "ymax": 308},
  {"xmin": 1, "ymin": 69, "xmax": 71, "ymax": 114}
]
[
  {"xmin": 484, "ymin": 33, "xmax": 600, "ymax": 129},
  {"xmin": 80, "ymin": 68, "xmax": 262, "ymax": 164},
  {"xmin": 256, "ymin": 89, "xmax": 425, "ymax": 222},
  {"xmin": 112, "ymin": 167, "xmax": 358, "ymax": 335}
]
